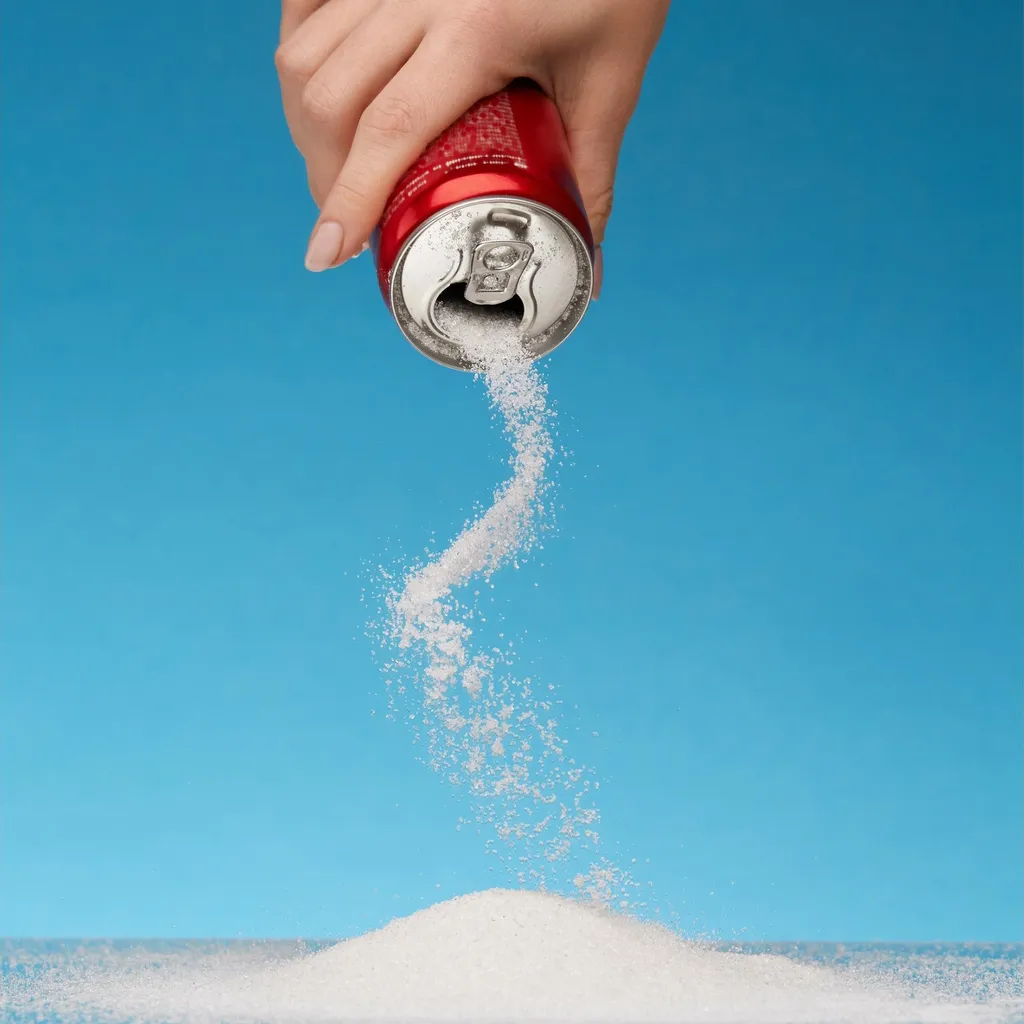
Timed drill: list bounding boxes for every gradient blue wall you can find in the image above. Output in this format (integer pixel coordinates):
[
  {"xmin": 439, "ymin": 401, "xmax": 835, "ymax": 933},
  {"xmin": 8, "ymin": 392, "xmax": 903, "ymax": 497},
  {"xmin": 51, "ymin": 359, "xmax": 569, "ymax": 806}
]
[{"xmin": 2, "ymin": 1, "xmax": 1021, "ymax": 941}]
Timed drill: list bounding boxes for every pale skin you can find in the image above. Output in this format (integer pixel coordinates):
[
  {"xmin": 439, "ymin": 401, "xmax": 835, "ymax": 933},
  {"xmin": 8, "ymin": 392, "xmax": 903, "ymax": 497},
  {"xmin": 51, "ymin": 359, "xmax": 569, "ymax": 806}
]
[{"xmin": 276, "ymin": 0, "xmax": 671, "ymax": 292}]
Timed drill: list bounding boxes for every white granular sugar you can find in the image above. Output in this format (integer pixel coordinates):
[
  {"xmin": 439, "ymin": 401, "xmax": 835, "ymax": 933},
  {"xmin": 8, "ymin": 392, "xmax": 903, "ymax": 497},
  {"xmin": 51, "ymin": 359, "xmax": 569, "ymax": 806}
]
[
  {"xmin": 11, "ymin": 889, "xmax": 1019, "ymax": 1023},
  {"xmin": 377, "ymin": 315, "xmax": 626, "ymax": 899}
]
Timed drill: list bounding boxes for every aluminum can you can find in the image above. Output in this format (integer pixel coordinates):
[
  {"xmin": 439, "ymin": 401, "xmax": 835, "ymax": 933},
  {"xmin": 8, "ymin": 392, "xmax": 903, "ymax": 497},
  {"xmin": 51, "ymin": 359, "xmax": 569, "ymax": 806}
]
[{"xmin": 371, "ymin": 79, "xmax": 594, "ymax": 370}]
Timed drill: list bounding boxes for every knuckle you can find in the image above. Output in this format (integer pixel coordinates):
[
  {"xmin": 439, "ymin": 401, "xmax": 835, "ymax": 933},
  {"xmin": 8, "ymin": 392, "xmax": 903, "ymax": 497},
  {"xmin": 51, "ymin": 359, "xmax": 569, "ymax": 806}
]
[
  {"xmin": 360, "ymin": 93, "xmax": 420, "ymax": 145},
  {"xmin": 450, "ymin": 0, "xmax": 497, "ymax": 27},
  {"xmin": 588, "ymin": 184, "xmax": 615, "ymax": 223},
  {"xmin": 274, "ymin": 40, "xmax": 315, "ymax": 80},
  {"xmin": 448, "ymin": 6, "xmax": 507, "ymax": 52},
  {"xmin": 338, "ymin": 179, "xmax": 372, "ymax": 206},
  {"xmin": 327, "ymin": 177, "xmax": 373, "ymax": 215},
  {"xmin": 301, "ymin": 79, "xmax": 344, "ymax": 124}
]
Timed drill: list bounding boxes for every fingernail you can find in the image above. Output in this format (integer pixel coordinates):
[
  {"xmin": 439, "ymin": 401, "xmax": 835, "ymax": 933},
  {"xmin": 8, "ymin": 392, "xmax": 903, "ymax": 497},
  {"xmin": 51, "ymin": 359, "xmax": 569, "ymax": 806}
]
[
  {"xmin": 591, "ymin": 245, "xmax": 604, "ymax": 300},
  {"xmin": 305, "ymin": 221, "xmax": 343, "ymax": 272}
]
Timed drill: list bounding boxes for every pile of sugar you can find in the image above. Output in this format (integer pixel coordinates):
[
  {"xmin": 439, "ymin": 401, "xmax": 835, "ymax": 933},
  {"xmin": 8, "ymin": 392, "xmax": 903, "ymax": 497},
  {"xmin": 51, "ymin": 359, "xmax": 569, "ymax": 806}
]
[
  {"xmin": 13, "ymin": 889, "xmax": 1021, "ymax": 1023},
  {"xmin": 376, "ymin": 313, "xmax": 626, "ymax": 899}
]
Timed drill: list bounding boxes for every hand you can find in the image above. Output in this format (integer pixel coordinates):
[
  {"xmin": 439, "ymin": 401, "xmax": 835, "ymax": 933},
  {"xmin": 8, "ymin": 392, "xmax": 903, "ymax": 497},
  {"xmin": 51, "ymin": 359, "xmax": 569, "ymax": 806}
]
[{"xmin": 275, "ymin": 0, "xmax": 670, "ymax": 272}]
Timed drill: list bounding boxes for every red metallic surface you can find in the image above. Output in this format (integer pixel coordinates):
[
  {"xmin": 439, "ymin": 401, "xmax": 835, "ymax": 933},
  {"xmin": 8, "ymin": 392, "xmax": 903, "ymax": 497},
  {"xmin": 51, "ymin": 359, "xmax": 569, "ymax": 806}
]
[{"xmin": 372, "ymin": 79, "xmax": 593, "ymax": 302}]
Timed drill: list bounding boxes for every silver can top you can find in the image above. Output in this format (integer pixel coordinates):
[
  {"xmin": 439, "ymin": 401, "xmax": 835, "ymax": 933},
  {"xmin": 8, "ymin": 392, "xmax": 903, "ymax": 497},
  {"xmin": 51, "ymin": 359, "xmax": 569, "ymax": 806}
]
[{"xmin": 389, "ymin": 197, "xmax": 593, "ymax": 370}]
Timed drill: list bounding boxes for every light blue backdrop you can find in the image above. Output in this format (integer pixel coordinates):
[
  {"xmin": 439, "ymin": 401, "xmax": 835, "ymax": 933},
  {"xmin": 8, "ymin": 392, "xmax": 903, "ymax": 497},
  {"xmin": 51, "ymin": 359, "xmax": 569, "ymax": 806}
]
[{"xmin": 3, "ymin": 1, "xmax": 1020, "ymax": 941}]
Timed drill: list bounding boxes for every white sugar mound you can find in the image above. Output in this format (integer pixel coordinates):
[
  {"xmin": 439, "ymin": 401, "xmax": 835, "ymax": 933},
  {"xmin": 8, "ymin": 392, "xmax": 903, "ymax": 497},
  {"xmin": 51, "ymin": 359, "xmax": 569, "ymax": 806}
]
[
  {"xmin": 19, "ymin": 889, "xmax": 1021, "ymax": 1024},
  {"xmin": 268, "ymin": 890, "xmax": 1000, "ymax": 1022}
]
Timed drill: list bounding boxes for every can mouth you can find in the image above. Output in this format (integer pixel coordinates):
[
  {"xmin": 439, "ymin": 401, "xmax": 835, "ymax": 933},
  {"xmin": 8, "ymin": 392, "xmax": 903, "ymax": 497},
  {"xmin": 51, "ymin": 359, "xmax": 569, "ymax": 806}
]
[
  {"xmin": 388, "ymin": 196, "xmax": 593, "ymax": 371},
  {"xmin": 433, "ymin": 283, "xmax": 527, "ymax": 339}
]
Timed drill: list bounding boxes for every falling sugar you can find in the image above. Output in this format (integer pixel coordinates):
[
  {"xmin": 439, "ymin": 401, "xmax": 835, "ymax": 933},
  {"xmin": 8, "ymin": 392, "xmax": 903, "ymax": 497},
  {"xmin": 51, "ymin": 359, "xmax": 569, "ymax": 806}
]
[{"xmin": 376, "ymin": 308, "xmax": 628, "ymax": 900}]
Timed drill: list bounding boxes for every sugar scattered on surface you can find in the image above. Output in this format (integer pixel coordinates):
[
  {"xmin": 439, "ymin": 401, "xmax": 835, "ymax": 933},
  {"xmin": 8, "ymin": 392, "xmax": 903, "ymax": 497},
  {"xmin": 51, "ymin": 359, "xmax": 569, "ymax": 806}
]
[
  {"xmin": 375, "ymin": 311, "xmax": 627, "ymax": 899},
  {"xmin": 8, "ymin": 889, "xmax": 1021, "ymax": 1023}
]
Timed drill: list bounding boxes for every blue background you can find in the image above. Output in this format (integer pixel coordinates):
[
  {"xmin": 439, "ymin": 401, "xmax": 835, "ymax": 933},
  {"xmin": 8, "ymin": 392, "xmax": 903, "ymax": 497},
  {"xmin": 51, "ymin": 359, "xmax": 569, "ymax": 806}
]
[{"xmin": 2, "ymin": 1, "xmax": 1020, "ymax": 942}]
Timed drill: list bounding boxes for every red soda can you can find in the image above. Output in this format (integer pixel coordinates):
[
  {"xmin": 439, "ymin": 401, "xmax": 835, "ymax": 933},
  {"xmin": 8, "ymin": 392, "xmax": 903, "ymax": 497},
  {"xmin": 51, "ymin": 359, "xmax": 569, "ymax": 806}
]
[{"xmin": 371, "ymin": 79, "xmax": 595, "ymax": 370}]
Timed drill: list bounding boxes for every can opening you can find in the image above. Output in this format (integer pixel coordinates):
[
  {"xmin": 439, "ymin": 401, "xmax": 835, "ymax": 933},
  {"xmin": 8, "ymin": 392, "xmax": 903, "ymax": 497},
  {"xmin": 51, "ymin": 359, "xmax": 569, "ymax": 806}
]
[{"xmin": 433, "ymin": 283, "xmax": 525, "ymax": 337}]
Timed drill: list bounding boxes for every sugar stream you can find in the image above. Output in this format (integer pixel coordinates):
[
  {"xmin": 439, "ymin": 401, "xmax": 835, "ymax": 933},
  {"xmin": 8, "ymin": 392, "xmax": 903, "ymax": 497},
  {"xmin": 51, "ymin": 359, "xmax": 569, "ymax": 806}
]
[{"xmin": 375, "ymin": 315, "xmax": 628, "ymax": 900}]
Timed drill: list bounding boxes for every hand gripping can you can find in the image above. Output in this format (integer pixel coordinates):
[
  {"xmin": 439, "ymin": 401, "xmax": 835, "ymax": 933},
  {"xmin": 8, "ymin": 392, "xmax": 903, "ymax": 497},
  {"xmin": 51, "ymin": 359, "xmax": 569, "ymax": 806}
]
[{"xmin": 371, "ymin": 79, "xmax": 594, "ymax": 370}]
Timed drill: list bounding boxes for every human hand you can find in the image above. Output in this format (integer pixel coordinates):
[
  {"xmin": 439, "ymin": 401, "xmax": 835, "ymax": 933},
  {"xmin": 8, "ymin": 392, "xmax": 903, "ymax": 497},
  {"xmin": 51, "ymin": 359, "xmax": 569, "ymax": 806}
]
[{"xmin": 275, "ymin": 0, "xmax": 670, "ymax": 272}]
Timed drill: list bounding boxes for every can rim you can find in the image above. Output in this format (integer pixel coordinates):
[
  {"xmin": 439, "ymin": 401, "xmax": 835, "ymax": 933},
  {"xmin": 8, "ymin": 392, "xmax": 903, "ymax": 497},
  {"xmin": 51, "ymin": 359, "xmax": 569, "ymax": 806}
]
[{"xmin": 388, "ymin": 195, "xmax": 594, "ymax": 372}]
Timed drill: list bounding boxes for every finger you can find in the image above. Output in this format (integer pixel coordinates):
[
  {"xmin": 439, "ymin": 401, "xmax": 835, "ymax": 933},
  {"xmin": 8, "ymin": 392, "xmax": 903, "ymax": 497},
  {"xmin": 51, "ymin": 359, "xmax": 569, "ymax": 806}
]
[
  {"xmin": 299, "ymin": 4, "xmax": 426, "ymax": 204},
  {"xmin": 276, "ymin": 0, "xmax": 382, "ymax": 203},
  {"xmin": 558, "ymin": 71, "xmax": 640, "ymax": 246},
  {"xmin": 277, "ymin": 0, "xmax": 376, "ymax": 85},
  {"xmin": 305, "ymin": 35, "xmax": 504, "ymax": 269},
  {"xmin": 279, "ymin": 0, "xmax": 328, "ymax": 42},
  {"xmin": 277, "ymin": 0, "xmax": 377, "ymax": 139},
  {"xmin": 566, "ymin": 124, "xmax": 622, "ymax": 246}
]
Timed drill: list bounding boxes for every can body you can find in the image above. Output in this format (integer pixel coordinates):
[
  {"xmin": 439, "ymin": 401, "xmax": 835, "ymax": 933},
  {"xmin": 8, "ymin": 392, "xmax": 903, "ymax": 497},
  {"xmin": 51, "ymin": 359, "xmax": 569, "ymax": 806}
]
[{"xmin": 372, "ymin": 80, "xmax": 594, "ymax": 370}]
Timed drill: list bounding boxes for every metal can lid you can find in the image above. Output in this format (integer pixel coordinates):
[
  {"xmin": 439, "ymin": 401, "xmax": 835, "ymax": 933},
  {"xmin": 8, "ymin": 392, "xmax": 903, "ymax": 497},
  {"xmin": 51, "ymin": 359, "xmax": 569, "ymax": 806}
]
[{"xmin": 389, "ymin": 197, "xmax": 593, "ymax": 370}]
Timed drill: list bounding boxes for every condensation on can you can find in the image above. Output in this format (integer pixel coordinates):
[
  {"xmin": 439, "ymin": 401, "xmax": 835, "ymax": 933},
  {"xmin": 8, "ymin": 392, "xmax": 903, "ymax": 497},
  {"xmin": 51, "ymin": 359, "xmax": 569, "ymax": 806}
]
[{"xmin": 371, "ymin": 80, "xmax": 594, "ymax": 371}]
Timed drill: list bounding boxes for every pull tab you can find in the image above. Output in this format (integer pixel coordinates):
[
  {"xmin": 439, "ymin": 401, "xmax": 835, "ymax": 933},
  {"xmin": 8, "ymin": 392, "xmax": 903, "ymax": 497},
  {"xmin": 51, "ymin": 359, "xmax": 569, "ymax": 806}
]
[
  {"xmin": 463, "ymin": 240, "xmax": 534, "ymax": 306},
  {"xmin": 488, "ymin": 208, "xmax": 531, "ymax": 233}
]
